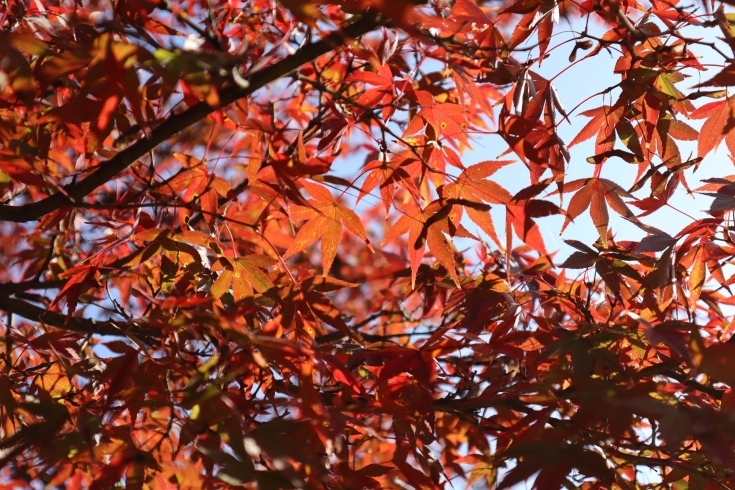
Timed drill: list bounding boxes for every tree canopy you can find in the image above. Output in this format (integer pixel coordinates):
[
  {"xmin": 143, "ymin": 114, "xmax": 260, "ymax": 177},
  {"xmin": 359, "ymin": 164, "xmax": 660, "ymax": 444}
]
[{"xmin": 5, "ymin": 0, "xmax": 735, "ymax": 488}]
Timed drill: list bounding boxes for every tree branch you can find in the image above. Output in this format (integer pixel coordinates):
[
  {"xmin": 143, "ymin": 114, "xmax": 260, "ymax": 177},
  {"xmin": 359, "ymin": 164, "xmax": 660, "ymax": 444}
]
[
  {"xmin": 0, "ymin": 295, "xmax": 160, "ymax": 342},
  {"xmin": 0, "ymin": 278, "xmax": 66, "ymax": 295},
  {"xmin": 0, "ymin": 13, "xmax": 384, "ymax": 223}
]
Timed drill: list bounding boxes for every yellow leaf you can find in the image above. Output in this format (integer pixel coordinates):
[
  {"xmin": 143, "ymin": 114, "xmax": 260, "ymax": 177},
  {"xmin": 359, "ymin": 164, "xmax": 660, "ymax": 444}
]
[{"xmin": 34, "ymin": 363, "xmax": 71, "ymax": 399}]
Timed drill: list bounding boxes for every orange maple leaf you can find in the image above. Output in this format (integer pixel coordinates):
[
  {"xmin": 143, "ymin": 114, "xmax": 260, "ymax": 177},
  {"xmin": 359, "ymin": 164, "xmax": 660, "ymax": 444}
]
[
  {"xmin": 444, "ymin": 160, "xmax": 513, "ymax": 249},
  {"xmin": 357, "ymin": 156, "xmax": 421, "ymax": 215},
  {"xmin": 382, "ymin": 200, "xmax": 475, "ymax": 288},
  {"xmin": 284, "ymin": 181, "xmax": 372, "ymax": 275},
  {"xmin": 558, "ymin": 177, "xmax": 638, "ymax": 246},
  {"xmin": 210, "ymin": 255, "xmax": 276, "ymax": 302}
]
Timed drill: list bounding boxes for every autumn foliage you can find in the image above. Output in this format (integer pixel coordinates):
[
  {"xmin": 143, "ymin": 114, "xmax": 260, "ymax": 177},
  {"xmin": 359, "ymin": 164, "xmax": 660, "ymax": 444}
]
[{"xmin": 7, "ymin": 0, "xmax": 735, "ymax": 487}]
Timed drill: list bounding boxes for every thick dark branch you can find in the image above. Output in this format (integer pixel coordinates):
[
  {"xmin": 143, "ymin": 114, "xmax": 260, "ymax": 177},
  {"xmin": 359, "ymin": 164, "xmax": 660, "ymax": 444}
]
[
  {"xmin": 0, "ymin": 278, "xmax": 66, "ymax": 295},
  {"xmin": 664, "ymin": 369, "xmax": 724, "ymax": 400},
  {"xmin": 0, "ymin": 295, "xmax": 160, "ymax": 342},
  {"xmin": 0, "ymin": 14, "xmax": 384, "ymax": 223}
]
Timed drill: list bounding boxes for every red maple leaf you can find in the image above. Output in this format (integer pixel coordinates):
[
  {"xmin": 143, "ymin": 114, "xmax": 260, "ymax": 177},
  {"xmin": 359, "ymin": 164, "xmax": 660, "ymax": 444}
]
[
  {"xmin": 689, "ymin": 97, "xmax": 735, "ymax": 158},
  {"xmin": 404, "ymin": 90, "xmax": 468, "ymax": 139}
]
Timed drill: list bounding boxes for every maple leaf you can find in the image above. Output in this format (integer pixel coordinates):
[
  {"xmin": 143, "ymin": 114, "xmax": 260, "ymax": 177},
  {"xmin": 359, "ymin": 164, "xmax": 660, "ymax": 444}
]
[
  {"xmin": 269, "ymin": 274, "xmax": 362, "ymax": 342},
  {"xmin": 505, "ymin": 198, "xmax": 562, "ymax": 255},
  {"xmin": 278, "ymin": 0, "xmax": 324, "ymax": 25},
  {"xmin": 448, "ymin": 0, "xmax": 510, "ymax": 65},
  {"xmin": 443, "ymin": 160, "xmax": 513, "ymax": 249},
  {"xmin": 210, "ymin": 255, "xmax": 276, "ymax": 302},
  {"xmin": 404, "ymin": 90, "xmax": 468, "ymax": 138},
  {"xmin": 382, "ymin": 200, "xmax": 473, "ymax": 288},
  {"xmin": 568, "ymin": 104, "xmax": 626, "ymax": 155},
  {"xmin": 0, "ymin": 152, "xmax": 49, "ymax": 188},
  {"xmin": 33, "ymin": 362, "xmax": 72, "ymax": 399},
  {"xmin": 694, "ymin": 63, "xmax": 735, "ymax": 88},
  {"xmin": 697, "ymin": 177, "xmax": 735, "ymax": 213},
  {"xmin": 357, "ymin": 156, "xmax": 421, "ymax": 215},
  {"xmin": 51, "ymin": 258, "xmax": 102, "ymax": 320},
  {"xmin": 497, "ymin": 113, "xmax": 551, "ymax": 176},
  {"xmin": 0, "ymin": 34, "xmax": 38, "ymax": 103},
  {"xmin": 6, "ymin": 0, "xmax": 735, "ymax": 487},
  {"xmin": 284, "ymin": 180, "xmax": 372, "ymax": 275},
  {"xmin": 689, "ymin": 97, "xmax": 735, "ymax": 158},
  {"xmin": 558, "ymin": 178, "xmax": 638, "ymax": 246},
  {"xmin": 450, "ymin": 0, "xmax": 493, "ymax": 24},
  {"xmin": 349, "ymin": 63, "xmax": 397, "ymax": 119},
  {"xmin": 688, "ymin": 244, "xmax": 707, "ymax": 311},
  {"xmin": 422, "ymin": 137, "xmax": 465, "ymax": 187},
  {"xmin": 453, "ymin": 66, "xmax": 500, "ymax": 116}
]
